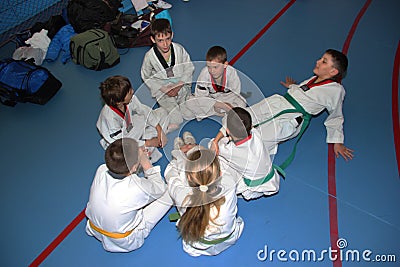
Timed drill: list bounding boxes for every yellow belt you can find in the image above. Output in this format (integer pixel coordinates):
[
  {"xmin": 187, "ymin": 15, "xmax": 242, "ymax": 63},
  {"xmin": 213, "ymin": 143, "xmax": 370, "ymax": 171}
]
[{"xmin": 89, "ymin": 220, "xmax": 134, "ymax": 239}]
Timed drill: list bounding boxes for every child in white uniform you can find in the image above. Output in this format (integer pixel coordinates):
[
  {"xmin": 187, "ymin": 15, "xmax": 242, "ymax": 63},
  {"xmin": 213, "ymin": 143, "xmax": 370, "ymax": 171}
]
[
  {"xmin": 141, "ymin": 18, "xmax": 194, "ymax": 127},
  {"xmin": 210, "ymin": 107, "xmax": 279, "ymax": 200},
  {"xmin": 180, "ymin": 46, "xmax": 246, "ymax": 121},
  {"xmin": 85, "ymin": 138, "xmax": 172, "ymax": 252},
  {"xmin": 247, "ymin": 49, "xmax": 354, "ymax": 160},
  {"xmin": 96, "ymin": 75, "xmax": 169, "ymax": 163},
  {"xmin": 165, "ymin": 145, "xmax": 244, "ymax": 256}
]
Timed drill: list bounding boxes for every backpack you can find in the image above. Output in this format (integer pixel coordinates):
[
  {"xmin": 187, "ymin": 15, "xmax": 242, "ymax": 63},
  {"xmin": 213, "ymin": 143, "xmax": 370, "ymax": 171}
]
[
  {"xmin": 67, "ymin": 0, "xmax": 121, "ymax": 33},
  {"xmin": 70, "ymin": 29, "xmax": 120, "ymax": 71},
  {"xmin": 0, "ymin": 59, "xmax": 62, "ymax": 107},
  {"xmin": 109, "ymin": 9, "xmax": 172, "ymax": 48}
]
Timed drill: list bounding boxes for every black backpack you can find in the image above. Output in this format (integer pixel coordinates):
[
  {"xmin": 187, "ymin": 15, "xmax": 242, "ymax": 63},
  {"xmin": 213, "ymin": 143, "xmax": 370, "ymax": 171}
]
[{"xmin": 67, "ymin": 0, "xmax": 122, "ymax": 33}]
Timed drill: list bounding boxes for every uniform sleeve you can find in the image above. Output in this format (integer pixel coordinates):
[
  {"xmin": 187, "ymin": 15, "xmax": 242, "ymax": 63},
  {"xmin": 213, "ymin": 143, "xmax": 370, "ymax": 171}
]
[
  {"xmin": 216, "ymin": 137, "xmax": 231, "ymax": 158},
  {"xmin": 165, "ymin": 158, "xmax": 192, "ymax": 210},
  {"xmin": 129, "ymin": 166, "xmax": 167, "ymax": 208},
  {"xmin": 194, "ymin": 67, "xmax": 211, "ymax": 97},
  {"xmin": 130, "ymin": 96, "xmax": 159, "ymax": 128},
  {"xmin": 324, "ymin": 89, "xmax": 345, "ymax": 144},
  {"xmin": 226, "ymin": 66, "xmax": 241, "ymax": 94},
  {"xmin": 175, "ymin": 44, "xmax": 194, "ymax": 85},
  {"xmin": 141, "ymin": 50, "xmax": 166, "ymax": 99},
  {"xmin": 96, "ymin": 106, "xmax": 124, "ymax": 145}
]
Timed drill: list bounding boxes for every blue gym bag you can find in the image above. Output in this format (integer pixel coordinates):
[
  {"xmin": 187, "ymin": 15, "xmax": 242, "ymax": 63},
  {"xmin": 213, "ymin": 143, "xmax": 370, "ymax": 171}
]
[{"xmin": 0, "ymin": 58, "xmax": 62, "ymax": 106}]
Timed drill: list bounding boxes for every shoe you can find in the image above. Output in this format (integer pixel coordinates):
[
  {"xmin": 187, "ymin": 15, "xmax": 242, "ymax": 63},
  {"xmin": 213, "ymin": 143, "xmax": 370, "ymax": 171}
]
[
  {"xmin": 174, "ymin": 137, "xmax": 184, "ymax": 150},
  {"xmin": 183, "ymin": 131, "xmax": 196, "ymax": 145},
  {"xmin": 153, "ymin": 0, "xmax": 172, "ymax": 9}
]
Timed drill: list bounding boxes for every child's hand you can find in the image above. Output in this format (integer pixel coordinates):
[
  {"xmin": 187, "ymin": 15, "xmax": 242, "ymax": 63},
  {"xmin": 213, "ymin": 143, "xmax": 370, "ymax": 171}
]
[
  {"xmin": 166, "ymin": 87, "xmax": 179, "ymax": 97},
  {"xmin": 145, "ymin": 137, "xmax": 160, "ymax": 147},
  {"xmin": 160, "ymin": 83, "xmax": 176, "ymax": 96},
  {"xmin": 166, "ymin": 82, "xmax": 184, "ymax": 97},
  {"xmin": 214, "ymin": 101, "xmax": 232, "ymax": 114},
  {"xmin": 333, "ymin": 143, "xmax": 354, "ymax": 161},
  {"xmin": 210, "ymin": 139, "xmax": 220, "ymax": 155},
  {"xmin": 280, "ymin": 76, "xmax": 297, "ymax": 88},
  {"xmin": 157, "ymin": 130, "xmax": 168, "ymax": 148},
  {"xmin": 138, "ymin": 147, "xmax": 152, "ymax": 171}
]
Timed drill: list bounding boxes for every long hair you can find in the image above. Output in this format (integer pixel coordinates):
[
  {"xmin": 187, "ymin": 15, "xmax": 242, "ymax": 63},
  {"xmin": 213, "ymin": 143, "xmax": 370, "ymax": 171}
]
[{"xmin": 177, "ymin": 149, "xmax": 226, "ymax": 244}]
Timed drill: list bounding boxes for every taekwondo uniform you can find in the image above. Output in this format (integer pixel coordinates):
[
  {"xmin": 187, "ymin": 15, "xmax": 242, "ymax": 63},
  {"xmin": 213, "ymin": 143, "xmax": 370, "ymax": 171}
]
[
  {"xmin": 85, "ymin": 164, "xmax": 172, "ymax": 252},
  {"xmin": 96, "ymin": 95, "xmax": 169, "ymax": 163},
  {"xmin": 180, "ymin": 65, "xmax": 246, "ymax": 121},
  {"xmin": 165, "ymin": 146, "xmax": 244, "ymax": 256},
  {"xmin": 247, "ymin": 76, "xmax": 346, "ymax": 154},
  {"xmin": 141, "ymin": 42, "xmax": 194, "ymax": 125},
  {"xmin": 216, "ymin": 128, "xmax": 280, "ymax": 200}
]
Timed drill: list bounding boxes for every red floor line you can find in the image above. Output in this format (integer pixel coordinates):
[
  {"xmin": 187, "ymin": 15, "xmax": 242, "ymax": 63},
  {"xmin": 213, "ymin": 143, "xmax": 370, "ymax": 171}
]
[
  {"xmin": 229, "ymin": 0, "xmax": 296, "ymax": 66},
  {"xmin": 392, "ymin": 41, "xmax": 400, "ymax": 176},
  {"xmin": 328, "ymin": 144, "xmax": 342, "ymax": 267},
  {"xmin": 29, "ymin": 208, "xmax": 86, "ymax": 267},
  {"xmin": 29, "ymin": 2, "xmax": 297, "ymax": 266},
  {"xmin": 329, "ymin": 1, "xmax": 372, "ymax": 267},
  {"xmin": 342, "ymin": 0, "xmax": 372, "ymax": 55}
]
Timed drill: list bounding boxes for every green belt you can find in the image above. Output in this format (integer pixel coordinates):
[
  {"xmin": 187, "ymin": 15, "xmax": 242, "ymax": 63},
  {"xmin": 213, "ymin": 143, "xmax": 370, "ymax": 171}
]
[
  {"xmin": 168, "ymin": 212, "xmax": 233, "ymax": 245},
  {"xmin": 243, "ymin": 164, "xmax": 284, "ymax": 187},
  {"xmin": 168, "ymin": 211, "xmax": 181, "ymax": 222},
  {"xmin": 199, "ymin": 232, "xmax": 233, "ymax": 245},
  {"xmin": 253, "ymin": 93, "xmax": 312, "ymax": 177}
]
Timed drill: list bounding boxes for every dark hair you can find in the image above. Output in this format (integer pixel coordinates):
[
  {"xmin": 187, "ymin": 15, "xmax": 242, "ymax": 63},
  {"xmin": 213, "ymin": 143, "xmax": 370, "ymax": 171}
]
[
  {"xmin": 227, "ymin": 107, "xmax": 252, "ymax": 139},
  {"xmin": 99, "ymin": 75, "xmax": 132, "ymax": 107},
  {"xmin": 105, "ymin": 138, "xmax": 139, "ymax": 175},
  {"xmin": 206, "ymin": 46, "xmax": 227, "ymax": 63},
  {"xmin": 326, "ymin": 49, "xmax": 348, "ymax": 81},
  {"xmin": 151, "ymin": 18, "xmax": 172, "ymax": 37}
]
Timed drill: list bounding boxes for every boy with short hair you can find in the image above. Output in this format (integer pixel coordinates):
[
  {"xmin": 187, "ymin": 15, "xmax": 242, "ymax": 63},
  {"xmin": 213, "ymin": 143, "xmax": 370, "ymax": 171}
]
[
  {"xmin": 96, "ymin": 75, "xmax": 169, "ymax": 163},
  {"xmin": 211, "ymin": 107, "xmax": 280, "ymax": 200},
  {"xmin": 141, "ymin": 18, "xmax": 194, "ymax": 127},
  {"xmin": 180, "ymin": 46, "xmax": 246, "ymax": 121},
  {"xmin": 248, "ymin": 49, "xmax": 354, "ymax": 160},
  {"xmin": 85, "ymin": 138, "xmax": 172, "ymax": 252}
]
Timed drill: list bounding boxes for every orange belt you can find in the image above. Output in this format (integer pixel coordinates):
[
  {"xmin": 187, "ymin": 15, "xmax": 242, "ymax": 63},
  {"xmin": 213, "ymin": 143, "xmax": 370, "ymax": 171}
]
[{"xmin": 89, "ymin": 220, "xmax": 134, "ymax": 239}]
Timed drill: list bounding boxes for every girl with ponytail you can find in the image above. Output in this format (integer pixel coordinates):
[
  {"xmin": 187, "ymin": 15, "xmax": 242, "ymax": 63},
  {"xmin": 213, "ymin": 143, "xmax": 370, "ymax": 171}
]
[{"xmin": 165, "ymin": 143, "xmax": 244, "ymax": 256}]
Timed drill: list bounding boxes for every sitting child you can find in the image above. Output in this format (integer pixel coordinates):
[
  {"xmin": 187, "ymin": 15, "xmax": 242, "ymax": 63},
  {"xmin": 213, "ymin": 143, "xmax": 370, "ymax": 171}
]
[
  {"xmin": 210, "ymin": 107, "xmax": 280, "ymax": 200},
  {"xmin": 96, "ymin": 75, "xmax": 170, "ymax": 163},
  {"xmin": 165, "ymin": 139, "xmax": 244, "ymax": 256},
  {"xmin": 247, "ymin": 49, "xmax": 354, "ymax": 160},
  {"xmin": 85, "ymin": 138, "xmax": 172, "ymax": 252},
  {"xmin": 181, "ymin": 46, "xmax": 246, "ymax": 121},
  {"xmin": 141, "ymin": 18, "xmax": 194, "ymax": 128}
]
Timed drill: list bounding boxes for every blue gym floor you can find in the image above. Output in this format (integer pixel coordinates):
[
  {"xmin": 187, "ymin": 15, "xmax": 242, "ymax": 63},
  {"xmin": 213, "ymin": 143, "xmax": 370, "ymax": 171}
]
[{"xmin": 0, "ymin": 0, "xmax": 399, "ymax": 266}]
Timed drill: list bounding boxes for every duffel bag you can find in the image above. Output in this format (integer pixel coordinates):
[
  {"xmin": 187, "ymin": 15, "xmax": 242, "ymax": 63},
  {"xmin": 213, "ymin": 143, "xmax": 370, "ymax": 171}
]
[{"xmin": 0, "ymin": 58, "xmax": 62, "ymax": 106}]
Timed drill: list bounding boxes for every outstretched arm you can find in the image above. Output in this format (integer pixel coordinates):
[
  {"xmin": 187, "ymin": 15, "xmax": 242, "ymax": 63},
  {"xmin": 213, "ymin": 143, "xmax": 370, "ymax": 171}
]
[
  {"xmin": 280, "ymin": 76, "xmax": 297, "ymax": 88},
  {"xmin": 333, "ymin": 143, "xmax": 354, "ymax": 161},
  {"xmin": 210, "ymin": 131, "xmax": 225, "ymax": 155}
]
